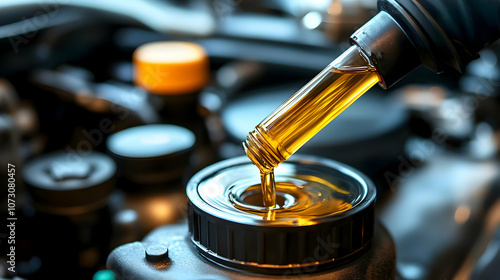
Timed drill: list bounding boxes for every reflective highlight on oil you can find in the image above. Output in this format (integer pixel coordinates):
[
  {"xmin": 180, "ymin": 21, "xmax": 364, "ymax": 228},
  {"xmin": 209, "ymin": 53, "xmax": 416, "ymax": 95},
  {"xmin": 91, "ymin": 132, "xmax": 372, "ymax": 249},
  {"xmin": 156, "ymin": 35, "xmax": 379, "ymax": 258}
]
[
  {"xmin": 228, "ymin": 174, "xmax": 355, "ymax": 223},
  {"xmin": 197, "ymin": 161, "xmax": 360, "ymax": 224},
  {"xmin": 243, "ymin": 45, "xmax": 380, "ymax": 217}
]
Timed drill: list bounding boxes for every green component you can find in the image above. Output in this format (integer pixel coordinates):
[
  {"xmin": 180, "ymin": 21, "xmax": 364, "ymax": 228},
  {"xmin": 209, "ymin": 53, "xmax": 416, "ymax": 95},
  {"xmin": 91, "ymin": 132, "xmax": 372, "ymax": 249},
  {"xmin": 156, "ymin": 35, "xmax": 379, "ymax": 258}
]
[{"xmin": 93, "ymin": 270, "xmax": 116, "ymax": 280}]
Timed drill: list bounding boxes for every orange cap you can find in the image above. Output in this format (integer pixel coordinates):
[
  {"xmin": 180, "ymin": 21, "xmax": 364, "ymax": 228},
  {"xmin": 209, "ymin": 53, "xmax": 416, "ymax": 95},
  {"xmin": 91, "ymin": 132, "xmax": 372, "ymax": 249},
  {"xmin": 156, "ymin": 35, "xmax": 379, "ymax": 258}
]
[{"xmin": 133, "ymin": 41, "xmax": 209, "ymax": 95}]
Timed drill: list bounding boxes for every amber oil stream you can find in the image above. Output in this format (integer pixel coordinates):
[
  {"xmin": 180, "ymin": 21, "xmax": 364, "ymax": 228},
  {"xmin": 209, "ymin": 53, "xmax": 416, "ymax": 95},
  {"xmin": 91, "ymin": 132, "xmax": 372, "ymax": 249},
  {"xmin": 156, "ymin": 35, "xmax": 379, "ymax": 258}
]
[{"xmin": 243, "ymin": 45, "xmax": 380, "ymax": 212}]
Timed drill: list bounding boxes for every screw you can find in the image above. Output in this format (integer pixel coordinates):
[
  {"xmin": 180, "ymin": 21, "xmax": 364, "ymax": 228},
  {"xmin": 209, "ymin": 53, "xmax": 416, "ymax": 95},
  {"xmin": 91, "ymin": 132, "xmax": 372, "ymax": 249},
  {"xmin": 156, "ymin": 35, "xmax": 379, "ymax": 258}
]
[{"xmin": 145, "ymin": 244, "xmax": 169, "ymax": 263}]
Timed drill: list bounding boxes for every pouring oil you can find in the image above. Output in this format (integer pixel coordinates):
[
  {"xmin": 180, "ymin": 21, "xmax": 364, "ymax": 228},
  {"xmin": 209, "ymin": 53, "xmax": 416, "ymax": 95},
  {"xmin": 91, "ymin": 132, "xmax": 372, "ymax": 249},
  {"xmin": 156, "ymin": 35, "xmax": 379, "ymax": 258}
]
[
  {"xmin": 243, "ymin": 45, "xmax": 380, "ymax": 210},
  {"xmin": 228, "ymin": 174, "xmax": 354, "ymax": 223}
]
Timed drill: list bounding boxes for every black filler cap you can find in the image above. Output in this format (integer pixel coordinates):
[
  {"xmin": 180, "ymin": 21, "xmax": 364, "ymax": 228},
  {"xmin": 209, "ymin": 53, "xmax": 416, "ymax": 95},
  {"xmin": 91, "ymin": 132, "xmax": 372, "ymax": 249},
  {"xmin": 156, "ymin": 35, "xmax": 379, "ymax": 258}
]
[
  {"xmin": 107, "ymin": 124, "xmax": 196, "ymax": 187},
  {"xmin": 23, "ymin": 151, "xmax": 116, "ymax": 214},
  {"xmin": 187, "ymin": 155, "xmax": 376, "ymax": 275}
]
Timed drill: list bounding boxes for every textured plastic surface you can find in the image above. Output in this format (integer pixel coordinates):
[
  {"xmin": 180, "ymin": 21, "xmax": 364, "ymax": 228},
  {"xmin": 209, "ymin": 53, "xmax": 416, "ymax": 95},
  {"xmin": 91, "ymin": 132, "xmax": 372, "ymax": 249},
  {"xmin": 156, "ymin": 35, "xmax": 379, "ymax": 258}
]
[
  {"xmin": 107, "ymin": 221, "xmax": 396, "ymax": 279},
  {"xmin": 390, "ymin": 0, "xmax": 500, "ymax": 71},
  {"xmin": 351, "ymin": 0, "xmax": 500, "ymax": 88}
]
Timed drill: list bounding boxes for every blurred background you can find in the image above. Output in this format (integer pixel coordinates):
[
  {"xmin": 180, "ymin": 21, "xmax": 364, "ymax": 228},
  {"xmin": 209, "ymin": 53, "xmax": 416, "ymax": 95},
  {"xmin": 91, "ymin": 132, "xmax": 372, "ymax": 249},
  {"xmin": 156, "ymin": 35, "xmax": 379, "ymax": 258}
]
[{"xmin": 0, "ymin": 0, "xmax": 499, "ymax": 279}]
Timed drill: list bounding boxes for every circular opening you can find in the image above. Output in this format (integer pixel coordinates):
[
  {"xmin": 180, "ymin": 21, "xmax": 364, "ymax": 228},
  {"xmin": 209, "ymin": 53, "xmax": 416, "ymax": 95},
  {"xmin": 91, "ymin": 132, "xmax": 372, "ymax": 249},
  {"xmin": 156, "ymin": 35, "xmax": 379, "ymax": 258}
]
[
  {"xmin": 190, "ymin": 155, "xmax": 373, "ymax": 226},
  {"xmin": 187, "ymin": 155, "xmax": 377, "ymax": 273},
  {"xmin": 229, "ymin": 183, "xmax": 295, "ymax": 212},
  {"xmin": 240, "ymin": 188, "xmax": 287, "ymax": 208}
]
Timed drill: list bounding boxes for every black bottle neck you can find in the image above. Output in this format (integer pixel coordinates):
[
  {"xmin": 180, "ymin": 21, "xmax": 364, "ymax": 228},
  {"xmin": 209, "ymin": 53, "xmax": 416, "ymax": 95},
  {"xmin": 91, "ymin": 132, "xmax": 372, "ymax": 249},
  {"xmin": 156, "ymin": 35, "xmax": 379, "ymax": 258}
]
[{"xmin": 351, "ymin": 0, "xmax": 500, "ymax": 88}]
